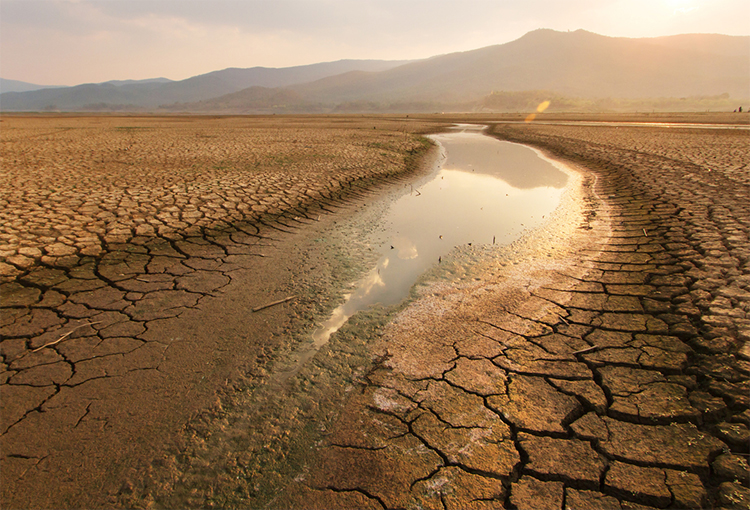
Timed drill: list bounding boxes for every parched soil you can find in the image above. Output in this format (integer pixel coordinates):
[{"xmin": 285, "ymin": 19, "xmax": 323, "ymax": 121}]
[
  {"xmin": 0, "ymin": 115, "xmax": 440, "ymax": 267},
  {"xmin": 1, "ymin": 114, "xmax": 749, "ymax": 510},
  {"xmin": 270, "ymin": 120, "xmax": 750, "ymax": 509},
  {"xmin": 0, "ymin": 115, "xmax": 442, "ymax": 509}
]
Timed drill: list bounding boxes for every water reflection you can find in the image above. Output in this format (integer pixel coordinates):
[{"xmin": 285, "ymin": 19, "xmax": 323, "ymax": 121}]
[
  {"xmin": 436, "ymin": 131, "xmax": 568, "ymax": 189},
  {"xmin": 312, "ymin": 130, "xmax": 568, "ymax": 346}
]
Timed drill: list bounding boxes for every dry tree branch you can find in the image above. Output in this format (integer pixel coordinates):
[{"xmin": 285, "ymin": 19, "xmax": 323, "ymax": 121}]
[
  {"xmin": 32, "ymin": 321, "xmax": 103, "ymax": 352},
  {"xmin": 252, "ymin": 295, "xmax": 297, "ymax": 313}
]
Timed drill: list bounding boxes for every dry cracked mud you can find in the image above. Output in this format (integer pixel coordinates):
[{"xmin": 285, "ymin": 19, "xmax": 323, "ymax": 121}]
[
  {"xmin": 0, "ymin": 115, "xmax": 441, "ymax": 509},
  {"xmin": 1, "ymin": 114, "xmax": 749, "ymax": 509},
  {"xmin": 271, "ymin": 119, "xmax": 749, "ymax": 510}
]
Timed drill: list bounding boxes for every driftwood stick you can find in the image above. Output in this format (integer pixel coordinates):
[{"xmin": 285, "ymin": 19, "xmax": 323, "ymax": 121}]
[
  {"xmin": 32, "ymin": 321, "xmax": 103, "ymax": 352},
  {"xmin": 252, "ymin": 295, "xmax": 297, "ymax": 313},
  {"xmin": 572, "ymin": 345, "xmax": 599, "ymax": 355}
]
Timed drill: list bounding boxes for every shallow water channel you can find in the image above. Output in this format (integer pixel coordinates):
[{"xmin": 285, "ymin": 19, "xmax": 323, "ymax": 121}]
[{"xmin": 312, "ymin": 125, "xmax": 569, "ymax": 346}]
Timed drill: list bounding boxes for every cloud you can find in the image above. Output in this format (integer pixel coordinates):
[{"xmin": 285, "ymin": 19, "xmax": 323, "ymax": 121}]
[{"xmin": 1, "ymin": 0, "xmax": 748, "ymax": 85}]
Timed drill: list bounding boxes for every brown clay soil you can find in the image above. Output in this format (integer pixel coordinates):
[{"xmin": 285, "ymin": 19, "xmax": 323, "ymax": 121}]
[
  {"xmin": 0, "ymin": 114, "xmax": 442, "ymax": 509},
  {"xmin": 1, "ymin": 113, "xmax": 749, "ymax": 509}
]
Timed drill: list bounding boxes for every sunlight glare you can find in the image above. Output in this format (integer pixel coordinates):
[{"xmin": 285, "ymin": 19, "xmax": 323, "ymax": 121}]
[{"xmin": 526, "ymin": 100, "xmax": 551, "ymax": 122}]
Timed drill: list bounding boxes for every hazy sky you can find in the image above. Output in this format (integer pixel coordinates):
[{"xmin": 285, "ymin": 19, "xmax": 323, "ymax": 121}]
[{"xmin": 2, "ymin": 0, "xmax": 748, "ymax": 86}]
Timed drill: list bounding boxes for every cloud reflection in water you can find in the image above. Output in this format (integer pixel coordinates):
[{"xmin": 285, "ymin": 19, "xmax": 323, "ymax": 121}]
[{"xmin": 313, "ymin": 130, "xmax": 568, "ymax": 345}]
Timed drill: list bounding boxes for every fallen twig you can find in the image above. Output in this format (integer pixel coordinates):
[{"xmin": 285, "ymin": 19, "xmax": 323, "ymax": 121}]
[
  {"xmin": 572, "ymin": 345, "xmax": 599, "ymax": 355},
  {"xmin": 252, "ymin": 295, "xmax": 297, "ymax": 312},
  {"xmin": 32, "ymin": 321, "xmax": 103, "ymax": 352}
]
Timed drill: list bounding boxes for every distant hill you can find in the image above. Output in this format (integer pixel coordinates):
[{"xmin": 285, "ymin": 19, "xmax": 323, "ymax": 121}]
[
  {"xmin": 102, "ymin": 78, "xmax": 174, "ymax": 86},
  {"xmin": 3, "ymin": 30, "xmax": 748, "ymax": 113},
  {"xmin": 168, "ymin": 30, "xmax": 750, "ymax": 114},
  {"xmin": 0, "ymin": 59, "xmax": 413, "ymax": 111},
  {"xmin": 475, "ymin": 90, "xmax": 744, "ymax": 114},
  {"xmin": 641, "ymin": 33, "xmax": 750, "ymax": 57},
  {"xmin": 0, "ymin": 78, "xmax": 62, "ymax": 94},
  {"xmin": 162, "ymin": 86, "xmax": 322, "ymax": 114},
  {"xmin": 284, "ymin": 30, "xmax": 749, "ymax": 106}
]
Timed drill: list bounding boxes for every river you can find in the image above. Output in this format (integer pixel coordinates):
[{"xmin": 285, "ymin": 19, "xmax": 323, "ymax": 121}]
[{"xmin": 313, "ymin": 125, "xmax": 570, "ymax": 346}]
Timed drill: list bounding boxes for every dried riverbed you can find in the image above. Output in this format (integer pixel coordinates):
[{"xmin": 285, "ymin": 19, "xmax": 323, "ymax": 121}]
[
  {"xmin": 2, "ymin": 114, "xmax": 749, "ymax": 509},
  {"xmin": 270, "ymin": 118, "xmax": 750, "ymax": 510},
  {"xmin": 0, "ymin": 115, "xmax": 443, "ymax": 509},
  {"xmin": 112, "ymin": 126, "xmax": 584, "ymax": 509}
]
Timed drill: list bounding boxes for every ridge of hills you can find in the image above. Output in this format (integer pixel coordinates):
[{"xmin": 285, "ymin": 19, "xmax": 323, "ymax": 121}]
[
  {"xmin": 289, "ymin": 30, "xmax": 749, "ymax": 101},
  {"xmin": 2, "ymin": 29, "xmax": 748, "ymax": 113},
  {"xmin": 0, "ymin": 59, "xmax": 413, "ymax": 111},
  {"xmin": 0, "ymin": 77, "xmax": 175, "ymax": 94},
  {"xmin": 0, "ymin": 78, "xmax": 65, "ymax": 94}
]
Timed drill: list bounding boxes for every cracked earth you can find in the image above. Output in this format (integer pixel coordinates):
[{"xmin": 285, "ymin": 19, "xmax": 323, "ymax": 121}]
[
  {"xmin": 1, "ymin": 114, "xmax": 749, "ymax": 509},
  {"xmin": 272, "ymin": 120, "xmax": 750, "ymax": 510},
  {"xmin": 0, "ymin": 115, "xmax": 439, "ymax": 509}
]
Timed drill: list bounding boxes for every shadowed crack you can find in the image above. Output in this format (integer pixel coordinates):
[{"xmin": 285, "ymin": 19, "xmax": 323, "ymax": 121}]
[{"xmin": 324, "ymin": 487, "xmax": 388, "ymax": 510}]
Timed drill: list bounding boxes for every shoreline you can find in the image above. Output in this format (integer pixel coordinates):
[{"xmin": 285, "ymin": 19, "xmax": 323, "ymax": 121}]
[
  {"xmin": 118, "ymin": 131, "xmax": 607, "ymax": 508},
  {"xmin": 272, "ymin": 121, "xmax": 749, "ymax": 509},
  {"xmin": 0, "ymin": 116, "xmax": 442, "ymax": 509},
  {"xmin": 2, "ymin": 115, "xmax": 748, "ymax": 508}
]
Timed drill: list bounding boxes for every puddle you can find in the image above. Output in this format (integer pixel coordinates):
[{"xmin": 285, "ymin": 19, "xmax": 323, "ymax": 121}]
[{"xmin": 312, "ymin": 126, "xmax": 568, "ymax": 346}]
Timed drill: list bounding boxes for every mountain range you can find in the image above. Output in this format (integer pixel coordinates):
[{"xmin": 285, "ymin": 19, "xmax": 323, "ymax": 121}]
[
  {"xmin": 0, "ymin": 60, "xmax": 412, "ymax": 111},
  {"xmin": 2, "ymin": 29, "xmax": 748, "ymax": 113}
]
